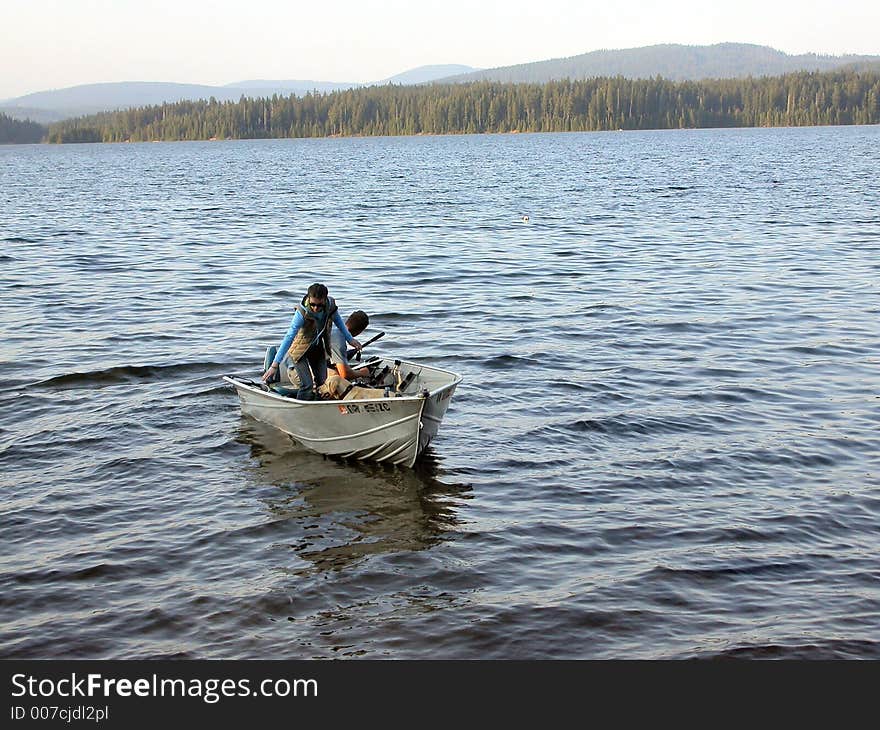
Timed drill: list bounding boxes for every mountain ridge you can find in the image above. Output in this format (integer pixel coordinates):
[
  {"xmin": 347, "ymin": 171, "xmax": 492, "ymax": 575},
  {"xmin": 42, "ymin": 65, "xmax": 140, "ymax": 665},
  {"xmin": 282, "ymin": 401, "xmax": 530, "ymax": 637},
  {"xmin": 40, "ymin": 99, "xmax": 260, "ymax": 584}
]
[
  {"xmin": 4, "ymin": 44, "xmax": 879, "ymax": 124},
  {"xmin": 435, "ymin": 42, "xmax": 880, "ymax": 84},
  {"xmin": 0, "ymin": 65, "xmax": 478, "ymax": 123}
]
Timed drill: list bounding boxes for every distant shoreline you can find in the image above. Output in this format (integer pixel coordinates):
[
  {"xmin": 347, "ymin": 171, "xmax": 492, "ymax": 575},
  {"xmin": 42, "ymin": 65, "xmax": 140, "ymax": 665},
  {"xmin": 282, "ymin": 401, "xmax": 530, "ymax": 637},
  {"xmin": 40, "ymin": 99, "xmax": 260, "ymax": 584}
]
[
  {"xmin": 3, "ymin": 123, "xmax": 876, "ymax": 148},
  {"xmin": 4, "ymin": 71, "xmax": 879, "ymax": 145}
]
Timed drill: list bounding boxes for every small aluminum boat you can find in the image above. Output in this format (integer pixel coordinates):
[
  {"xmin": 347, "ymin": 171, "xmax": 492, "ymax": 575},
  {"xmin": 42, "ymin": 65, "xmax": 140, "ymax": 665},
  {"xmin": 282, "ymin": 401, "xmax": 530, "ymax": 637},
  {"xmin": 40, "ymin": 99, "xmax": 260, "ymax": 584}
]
[{"xmin": 223, "ymin": 357, "xmax": 461, "ymax": 467}]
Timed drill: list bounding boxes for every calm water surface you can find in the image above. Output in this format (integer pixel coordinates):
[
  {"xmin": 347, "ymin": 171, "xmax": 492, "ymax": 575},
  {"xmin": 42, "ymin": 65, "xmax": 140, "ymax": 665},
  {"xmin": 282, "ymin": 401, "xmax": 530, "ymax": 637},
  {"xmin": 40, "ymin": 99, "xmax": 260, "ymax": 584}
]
[{"xmin": 1, "ymin": 127, "xmax": 879, "ymax": 658}]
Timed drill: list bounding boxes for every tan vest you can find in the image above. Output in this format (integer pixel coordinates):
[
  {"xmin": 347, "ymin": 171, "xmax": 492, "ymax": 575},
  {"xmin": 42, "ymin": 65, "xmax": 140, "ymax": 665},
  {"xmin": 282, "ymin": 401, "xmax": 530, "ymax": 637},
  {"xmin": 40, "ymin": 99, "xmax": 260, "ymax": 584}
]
[{"xmin": 285, "ymin": 296, "xmax": 339, "ymax": 363}]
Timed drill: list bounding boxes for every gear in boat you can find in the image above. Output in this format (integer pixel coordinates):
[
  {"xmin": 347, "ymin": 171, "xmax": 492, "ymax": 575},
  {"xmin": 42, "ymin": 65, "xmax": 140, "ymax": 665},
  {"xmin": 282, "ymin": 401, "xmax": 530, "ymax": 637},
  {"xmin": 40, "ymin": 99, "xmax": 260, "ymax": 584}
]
[{"xmin": 261, "ymin": 345, "xmax": 425, "ymax": 401}]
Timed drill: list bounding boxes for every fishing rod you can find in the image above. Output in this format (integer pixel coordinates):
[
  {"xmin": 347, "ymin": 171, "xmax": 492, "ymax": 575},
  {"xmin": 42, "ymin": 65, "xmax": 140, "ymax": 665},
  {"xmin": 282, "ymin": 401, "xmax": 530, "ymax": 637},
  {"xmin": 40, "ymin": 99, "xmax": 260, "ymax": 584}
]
[{"xmin": 348, "ymin": 330, "xmax": 385, "ymax": 361}]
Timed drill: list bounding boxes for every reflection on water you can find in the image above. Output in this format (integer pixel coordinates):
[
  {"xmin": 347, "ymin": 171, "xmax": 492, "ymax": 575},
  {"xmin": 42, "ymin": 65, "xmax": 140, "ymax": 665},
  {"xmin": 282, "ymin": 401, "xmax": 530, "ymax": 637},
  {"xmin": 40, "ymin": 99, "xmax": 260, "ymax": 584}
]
[{"xmin": 234, "ymin": 417, "xmax": 472, "ymax": 574}]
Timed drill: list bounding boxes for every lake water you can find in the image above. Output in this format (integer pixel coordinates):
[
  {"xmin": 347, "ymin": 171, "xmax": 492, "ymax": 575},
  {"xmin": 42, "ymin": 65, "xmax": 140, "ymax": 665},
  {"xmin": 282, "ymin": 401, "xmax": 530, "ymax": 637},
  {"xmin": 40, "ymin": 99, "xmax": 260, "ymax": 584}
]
[{"xmin": 1, "ymin": 126, "xmax": 879, "ymax": 659}]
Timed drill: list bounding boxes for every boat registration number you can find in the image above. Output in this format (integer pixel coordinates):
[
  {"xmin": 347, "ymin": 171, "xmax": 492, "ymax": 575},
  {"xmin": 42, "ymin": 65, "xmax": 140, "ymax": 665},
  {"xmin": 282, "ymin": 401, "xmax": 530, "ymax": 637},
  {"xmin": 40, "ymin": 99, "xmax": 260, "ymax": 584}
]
[{"xmin": 338, "ymin": 402, "xmax": 392, "ymax": 414}]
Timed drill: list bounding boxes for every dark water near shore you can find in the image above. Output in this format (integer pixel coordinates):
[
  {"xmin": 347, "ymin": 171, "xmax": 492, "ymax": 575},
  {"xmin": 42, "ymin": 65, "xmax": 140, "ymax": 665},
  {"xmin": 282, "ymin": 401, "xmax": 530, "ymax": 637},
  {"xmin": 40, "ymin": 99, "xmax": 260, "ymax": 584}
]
[{"xmin": 1, "ymin": 127, "xmax": 879, "ymax": 659}]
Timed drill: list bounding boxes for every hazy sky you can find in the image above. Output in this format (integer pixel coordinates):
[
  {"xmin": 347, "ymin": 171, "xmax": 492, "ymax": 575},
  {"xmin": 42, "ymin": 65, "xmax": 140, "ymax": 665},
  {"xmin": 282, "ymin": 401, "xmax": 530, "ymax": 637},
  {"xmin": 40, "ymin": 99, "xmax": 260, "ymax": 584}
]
[{"xmin": 2, "ymin": 0, "xmax": 879, "ymax": 99}]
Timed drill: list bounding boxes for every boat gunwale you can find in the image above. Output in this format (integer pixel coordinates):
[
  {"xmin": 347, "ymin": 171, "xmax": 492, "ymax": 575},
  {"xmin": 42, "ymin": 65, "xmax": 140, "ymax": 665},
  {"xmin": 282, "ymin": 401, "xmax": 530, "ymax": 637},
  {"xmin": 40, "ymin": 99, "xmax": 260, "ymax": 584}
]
[{"xmin": 222, "ymin": 358, "xmax": 462, "ymax": 406}]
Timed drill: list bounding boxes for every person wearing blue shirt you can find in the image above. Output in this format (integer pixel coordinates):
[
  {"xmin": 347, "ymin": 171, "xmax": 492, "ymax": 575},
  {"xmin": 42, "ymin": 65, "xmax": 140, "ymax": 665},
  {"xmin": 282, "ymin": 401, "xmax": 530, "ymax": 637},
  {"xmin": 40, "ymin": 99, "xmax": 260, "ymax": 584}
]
[{"xmin": 261, "ymin": 283, "xmax": 361, "ymax": 400}]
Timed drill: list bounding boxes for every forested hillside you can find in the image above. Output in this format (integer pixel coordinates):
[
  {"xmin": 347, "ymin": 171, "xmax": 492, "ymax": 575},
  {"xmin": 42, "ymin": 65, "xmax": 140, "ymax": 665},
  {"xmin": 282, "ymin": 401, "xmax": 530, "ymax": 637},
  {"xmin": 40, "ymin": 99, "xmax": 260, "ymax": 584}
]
[
  {"xmin": 0, "ymin": 113, "xmax": 45, "ymax": 143},
  {"xmin": 45, "ymin": 71, "xmax": 880, "ymax": 143}
]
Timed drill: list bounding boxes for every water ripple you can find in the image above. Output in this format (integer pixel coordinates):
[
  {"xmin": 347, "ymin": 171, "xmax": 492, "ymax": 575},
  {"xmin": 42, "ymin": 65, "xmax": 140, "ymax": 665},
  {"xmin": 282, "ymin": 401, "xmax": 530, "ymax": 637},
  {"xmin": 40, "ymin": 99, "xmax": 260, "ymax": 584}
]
[{"xmin": 1, "ymin": 127, "xmax": 879, "ymax": 659}]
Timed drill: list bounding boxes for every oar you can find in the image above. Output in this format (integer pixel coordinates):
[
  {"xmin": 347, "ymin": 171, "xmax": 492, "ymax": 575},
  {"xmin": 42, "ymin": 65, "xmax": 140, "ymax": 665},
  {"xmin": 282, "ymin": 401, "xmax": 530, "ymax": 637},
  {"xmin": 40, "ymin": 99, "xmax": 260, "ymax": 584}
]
[{"xmin": 348, "ymin": 330, "xmax": 385, "ymax": 361}]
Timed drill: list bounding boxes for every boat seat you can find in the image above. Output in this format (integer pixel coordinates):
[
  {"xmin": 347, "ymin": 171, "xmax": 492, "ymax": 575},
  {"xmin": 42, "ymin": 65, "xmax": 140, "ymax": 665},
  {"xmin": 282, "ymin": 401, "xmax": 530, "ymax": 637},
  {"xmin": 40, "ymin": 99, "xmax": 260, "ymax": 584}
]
[{"xmin": 269, "ymin": 383, "xmax": 299, "ymax": 397}]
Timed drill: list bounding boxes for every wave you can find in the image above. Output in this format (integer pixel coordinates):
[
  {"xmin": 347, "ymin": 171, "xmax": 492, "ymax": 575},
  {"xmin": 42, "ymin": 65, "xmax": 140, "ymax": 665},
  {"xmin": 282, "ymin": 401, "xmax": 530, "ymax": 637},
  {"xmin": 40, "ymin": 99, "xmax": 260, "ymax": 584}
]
[
  {"xmin": 371, "ymin": 311, "xmax": 445, "ymax": 322},
  {"xmin": 650, "ymin": 185, "xmax": 695, "ymax": 192},
  {"xmin": 704, "ymin": 638, "xmax": 880, "ymax": 659},
  {"xmin": 189, "ymin": 283, "xmax": 229, "ymax": 292},
  {"xmin": 171, "ymin": 384, "xmax": 234, "ymax": 399},
  {"xmin": 35, "ymin": 362, "xmax": 234, "ymax": 389},
  {"xmin": 783, "ymin": 343, "xmax": 871, "ymax": 356},
  {"xmin": 563, "ymin": 413, "xmax": 708, "ymax": 437},
  {"xmin": 645, "ymin": 560, "xmax": 812, "ymax": 581},
  {"xmin": 483, "ymin": 354, "xmax": 540, "ymax": 369}
]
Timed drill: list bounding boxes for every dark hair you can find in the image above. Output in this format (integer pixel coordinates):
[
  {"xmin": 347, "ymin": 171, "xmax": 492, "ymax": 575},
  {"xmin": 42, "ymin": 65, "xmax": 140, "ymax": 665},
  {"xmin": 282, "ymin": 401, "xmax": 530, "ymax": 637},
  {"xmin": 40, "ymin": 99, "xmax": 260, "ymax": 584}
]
[
  {"xmin": 307, "ymin": 282, "xmax": 328, "ymax": 299},
  {"xmin": 347, "ymin": 310, "xmax": 369, "ymax": 333}
]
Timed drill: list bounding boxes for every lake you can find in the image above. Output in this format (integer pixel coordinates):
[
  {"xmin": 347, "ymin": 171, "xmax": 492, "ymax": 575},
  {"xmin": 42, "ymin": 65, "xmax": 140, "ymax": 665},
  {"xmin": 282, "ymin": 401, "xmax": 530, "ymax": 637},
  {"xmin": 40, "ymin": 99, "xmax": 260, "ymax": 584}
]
[{"xmin": 1, "ymin": 126, "xmax": 878, "ymax": 658}]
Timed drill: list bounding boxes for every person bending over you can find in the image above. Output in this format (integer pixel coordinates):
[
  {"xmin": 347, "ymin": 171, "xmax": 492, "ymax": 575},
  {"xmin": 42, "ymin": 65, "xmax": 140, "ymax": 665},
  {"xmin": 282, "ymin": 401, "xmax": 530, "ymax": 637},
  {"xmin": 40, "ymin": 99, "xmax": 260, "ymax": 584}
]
[{"xmin": 261, "ymin": 283, "xmax": 361, "ymax": 400}]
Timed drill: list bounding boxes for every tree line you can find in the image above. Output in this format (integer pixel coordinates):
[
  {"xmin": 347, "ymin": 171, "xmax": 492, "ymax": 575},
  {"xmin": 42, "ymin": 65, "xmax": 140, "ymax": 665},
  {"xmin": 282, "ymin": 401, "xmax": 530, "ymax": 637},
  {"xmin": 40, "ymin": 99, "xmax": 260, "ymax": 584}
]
[
  {"xmin": 0, "ymin": 112, "xmax": 45, "ymax": 144},
  {"xmin": 34, "ymin": 70, "xmax": 880, "ymax": 143}
]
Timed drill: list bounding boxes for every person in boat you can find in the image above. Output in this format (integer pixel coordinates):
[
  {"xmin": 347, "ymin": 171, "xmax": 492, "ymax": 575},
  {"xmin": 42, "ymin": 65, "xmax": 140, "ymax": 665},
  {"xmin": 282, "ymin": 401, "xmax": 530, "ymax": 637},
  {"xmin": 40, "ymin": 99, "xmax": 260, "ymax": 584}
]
[
  {"xmin": 328, "ymin": 309, "xmax": 372, "ymax": 381},
  {"xmin": 261, "ymin": 283, "xmax": 361, "ymax": 400},
  {"xmin": 269, "ymin": 308, "xmax": 369, "ymax": 391}
]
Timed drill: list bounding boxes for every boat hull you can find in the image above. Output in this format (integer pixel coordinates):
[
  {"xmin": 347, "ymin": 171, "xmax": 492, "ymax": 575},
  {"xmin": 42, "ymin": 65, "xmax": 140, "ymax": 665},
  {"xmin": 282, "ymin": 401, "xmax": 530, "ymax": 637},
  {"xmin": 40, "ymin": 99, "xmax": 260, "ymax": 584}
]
[{"xmin": 224, "ymin": 359, "xmax": 460, "ymax": 467}]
